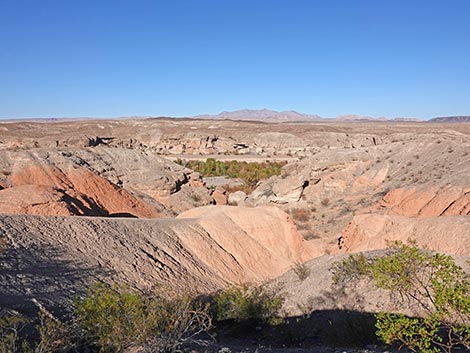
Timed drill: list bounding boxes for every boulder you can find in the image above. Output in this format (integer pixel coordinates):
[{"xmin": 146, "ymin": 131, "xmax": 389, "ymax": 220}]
[
  {"xmin": 211, "ymin": 189, "xmax": 227, "ymax": 205},
  {"xmin": 251, "ymin": 175, "xmax": 310, "ymax": 205},
  {"xmin": 228, "ymin": 191, "xmax": 248, "ymax": 206}
]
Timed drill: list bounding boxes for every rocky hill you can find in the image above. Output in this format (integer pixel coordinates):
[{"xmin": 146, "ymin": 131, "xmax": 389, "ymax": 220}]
[{"xmin": 0, "ymin": 206, "xmax": 314, "ymax": 317}]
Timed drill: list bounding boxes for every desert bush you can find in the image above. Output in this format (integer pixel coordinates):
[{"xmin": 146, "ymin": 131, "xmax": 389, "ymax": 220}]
[
  {"xmin": 189, "ymin": 192, "xmax": 202, "ymax": 202},
  {"xmin": 332, "ymin": 242, "xmax": 470, "ymax": 352},
  {"xmin": 221, "ymin": 184, "xmax": 252, "ymax": 194},
  {"xmin": 292, "ymin": 261, "xmax": 311, "ymax": 282},
  {"xmin": 0, "ymin": 312, "xmax": 30, "ymax": 353},
  {"xmin": 143, "ymin": 296, "xmax": 213, "ymax": 353},
  {"xmin": 76, "ymin": 282, "xmax": 213, "ymax": 353},
  {"xmin": 33, "ymin": 310, "xmax": 69, "ymax": 353},
  {"xmin": 0, "ymin": 309, "xmax": 68, "ymax": 353},
  {"xmin": 295, "ymin": 222, "xmax": 310, "ymax": 231},
  {"xmin": 320, "ymin": 198, "xmax": 330, "ymax": 207},
  {"xmin": 0, "ymin": 236, "xmax": 8, "ymax": 257},
  {"xmin": 291, "ymin": 208, "xmax": 309, "ymax": 223},
  {"xmin": 331, "ymin": 253, "xmax": 371, "ymax": 285},
  {"xmin": 212, "ymin": 284, "xmax": 284, "ymax": 325},
  {"xmin": 302, "ymin": 230, "xmax": 321, "ymax": 240},
  {"xmin": 75, "ymin": 283, "xmax": 149, "ymax": 351}
]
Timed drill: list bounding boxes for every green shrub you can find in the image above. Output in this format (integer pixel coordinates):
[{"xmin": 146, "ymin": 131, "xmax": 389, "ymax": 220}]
[
  {"xmin": 331, "ymin": 253, "xmax": 372, "ymax": 285},
  {"xmin": 332, "ymin": 242, "xmax": 470, "ymax": 352},
  {"xmin": 75, "ymin": 282, "xmax": 213, "ymax": 353},
  {"xmin": 0, "ymin": 312, "xmax": 31, "ymax": 353},
  {"xmin": 212, "ymin": 284, "xmax": 284, "ymax": 325},
  {"xmin": 0, "ymin": 309, "xmax": 67, "ymax": 353},
  {"xmin": 75, "ymin": 282, "xmax": 149, "ymax": 351},
  {"xmin": 33, "ymin": 310, "xmax": 69, "ymax": 353}
]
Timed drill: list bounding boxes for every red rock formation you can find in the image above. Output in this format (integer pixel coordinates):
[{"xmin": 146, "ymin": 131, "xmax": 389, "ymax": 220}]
[
  {"xmin": 0, "ymin": 185, "xmax": 105, "ymax": 216},
  {"xmin": 177, "ymin": 205, "xmax": 321, "ymax": 283},
  {"xmin": 338, "ymin": 214, "xmax": 470, "ymax": 255},
  {"xmin": 372, "ymin": 186, "xmax": 470, "ymax": 217},
  {"xmin": 7, "ymin": 164, "xmax": 160, "ymax": 218}
]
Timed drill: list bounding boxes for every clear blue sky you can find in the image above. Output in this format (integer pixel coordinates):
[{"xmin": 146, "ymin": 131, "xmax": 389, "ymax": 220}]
[{"xmin": 1, "ymin": 0, "xmax": 469, "ymax": 119}]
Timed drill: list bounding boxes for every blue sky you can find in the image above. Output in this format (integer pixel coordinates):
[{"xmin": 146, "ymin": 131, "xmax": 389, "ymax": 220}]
[{"xmin": 1, "ymin": 0, "xmax": 469, "ymax": 119}]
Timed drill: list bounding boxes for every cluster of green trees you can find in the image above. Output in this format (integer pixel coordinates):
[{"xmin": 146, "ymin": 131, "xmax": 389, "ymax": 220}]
[
  {"xmin": 176, "ymin": 158, "xmax": 285, "ymax": 190},
  {"xmin": 0, "ymin": 283, "xmax": 284, "ymax": 353}
]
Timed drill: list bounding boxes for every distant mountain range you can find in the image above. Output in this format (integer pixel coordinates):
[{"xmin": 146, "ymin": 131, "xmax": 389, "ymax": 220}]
[
  {"xmin": 335, "ymin": 114, "xmax": 418, "ymax": 122},
  {"xmin": 429, "ymin": 116, "xmax": 470, "ymax": 123},
  {"xmin": 191, "ymin": 109, "xmax": 419, "ymax": 122},
  {"xmin": 192, "ymin": 109, "xmax": 323, "ymax": 122}
]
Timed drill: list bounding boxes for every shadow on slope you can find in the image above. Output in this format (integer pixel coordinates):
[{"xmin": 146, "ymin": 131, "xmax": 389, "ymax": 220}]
[
  {"xmin": 0, "ymin": 242, "xmax": 112, "ymax": 319},
  {"xmin": 213, "ymin": 309, "xmax": 379, "ymax": 350}
]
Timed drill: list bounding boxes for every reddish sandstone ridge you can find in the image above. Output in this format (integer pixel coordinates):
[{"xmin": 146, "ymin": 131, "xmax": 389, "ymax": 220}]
[
  {"xmin": 0, "ymin": 149, "xmax": 215, "ymax": 217},
  {"xmin": 338, "ymin": 214, "xmax": 470, "ymax": 255},
  {"xmin": 370, "ymin": 186, "xmax": 470, "ymax": 217},
  {"xmin": 177, "ymin": 205, "xmax": 320, "ymax": 283},
  {"xmin": 5, "ymin": 164, "xmax": 160, "ymax": 218},
  {"xmin": 333, "ymin": 185, "xmax": 470, "ymax": 257},
  {"xmin": 0, "ymin": 185, "xmax": 103, "ymax": 216}
]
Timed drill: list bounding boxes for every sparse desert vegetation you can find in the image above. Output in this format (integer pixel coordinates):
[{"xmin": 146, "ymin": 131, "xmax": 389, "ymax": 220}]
[{"xmin": 0, "ymin": 282, "xmax": 286, "ymax": 353}]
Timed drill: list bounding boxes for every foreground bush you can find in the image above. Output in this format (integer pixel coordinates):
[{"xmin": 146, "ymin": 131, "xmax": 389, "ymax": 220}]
[
  {"xmin": 0, "ymin": 309, "xmax": 67, "ymax": 353},
  {"xmin": 0, "ymin": 312, "xmax": 30, "ymax": 353},
  {"xmin": 332, "ymin": 242, "xmax": 470, "ymax": 352},
  {"xmin": 1, "ymin": 282, "xmax": 285, "ymax": 352},
  {"xmin": 212, "ymin": 284, "xmax": 284, "ymax": 326},
  {"xmin": 75, "ymin": 282, "xmax": 213, "ymax": 353}
]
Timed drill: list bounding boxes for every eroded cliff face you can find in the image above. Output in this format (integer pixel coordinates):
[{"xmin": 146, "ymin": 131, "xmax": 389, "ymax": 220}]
[
  {"xmin": 337, "ymin": 214, "xmax": 470, "ymax": 254},
  {"xmin": 370, "ymin": 185, "xmax": 470, "ymax": 217},
  {"xmin": 5, "ymin": 163, "xmax": 161, "ymax": 218},
  {"xmin": 333, "ymin": 185, "xmax": 470, "ymax": 254}
]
